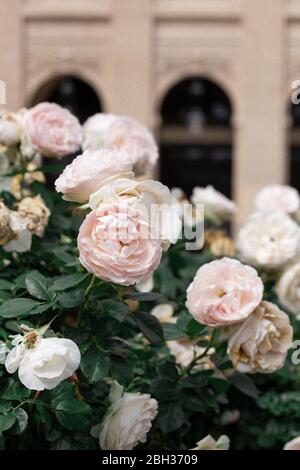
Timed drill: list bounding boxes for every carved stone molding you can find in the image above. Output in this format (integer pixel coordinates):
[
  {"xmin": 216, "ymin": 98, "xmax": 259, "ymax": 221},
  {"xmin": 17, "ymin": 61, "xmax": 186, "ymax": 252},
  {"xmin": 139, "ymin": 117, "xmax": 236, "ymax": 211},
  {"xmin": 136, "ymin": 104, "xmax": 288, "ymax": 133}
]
[{"xmin": 155, "ymin": 57, "xmax": 239, "ymax": 123}]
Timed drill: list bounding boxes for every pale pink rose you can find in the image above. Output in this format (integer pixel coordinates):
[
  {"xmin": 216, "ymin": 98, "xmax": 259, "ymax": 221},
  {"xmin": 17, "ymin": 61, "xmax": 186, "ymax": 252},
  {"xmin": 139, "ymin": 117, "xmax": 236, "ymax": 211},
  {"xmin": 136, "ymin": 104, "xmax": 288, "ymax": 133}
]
[
  {"xmin": 77, "ymin": 204, "xmax": 162, "ymax": 286},
  {"xmin": 83, "ymin": 113, "xmax": 158, "ymax": 174},
  {"xmin": 284, "ymin": 437, "xmax": 300, "ymax": 450},
  {"xmin": 55, "ymin": 149, "xmax": 133, "ymax": 203},
  {"xmin": 108, "ymin": 116, "xmax": 158, "ymax": 174},
  {"xmin": 24, "ymin": 102, "xmax": 82, "ymax": 158},
  {"xmin": 186, "ymin": 257, "xmax": 263, "ymax": 327}
]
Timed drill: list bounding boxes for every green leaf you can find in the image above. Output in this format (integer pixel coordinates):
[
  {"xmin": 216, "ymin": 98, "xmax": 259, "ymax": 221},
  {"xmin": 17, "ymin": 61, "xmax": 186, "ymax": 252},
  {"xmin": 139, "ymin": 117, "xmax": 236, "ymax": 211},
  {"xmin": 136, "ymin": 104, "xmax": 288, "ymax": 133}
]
[
  {"xmin": 81, "ymin": 350, "xmax": 110, "ymax": 383},
  {"xmin": 110, "ymin": 355, "xmax": 133, "ymax": 386},
  {"xmin": 51, "ymin": 273, "xmax": 89, "ymax": 292},
  {"xmin": 151, "ymin": 377, "xmax": 179, "ymax": 403},
  {"xmin": 14, "ymin": 273, "xmax": 28, "ymax": 290},
  {"xmin": 0, "ymin": 298, "xmax": 39, "ymax": 318},
  {"xmin": 0, "ymin": 413, "xmax": 16, "ymax": 433},
  {"xmin": 58, "ymin": 288, "xmax": 85, "ymax": 308},
  {"xmin": 1, "ymin": 379, "xmax": 31, "ymax": 400},
  {"xmin": 157, "ymin": 403, "xmax": 185, "ymax": 434},
  {"xmin": 209, "ymin": 377, "xmax": 230, "ymax": 394},
  {"xmin": 230, "ymin": 372, "xmax": 259, "ymax": 399},
  {"xmin": 162, "ymin": 323, "xmax": 184, "ymax": 341},
  {"xmin": 25, "ymin": 271, "xmax": 51, "ymax": 301},
  {"xmin": 51, "ymin": 434, "xmax": 96, "ymax": 450},
  {"xmin": 124, "ymin": 292, "xmax": 162, "ymax": 302},
  {"xmin": 185, "ymin": 319, "xmax": 207, "ymax": 337},
  {"xmin": 134, "ymin": 311, "xmax": 165, "ymax": 345},
  {"xmin": 54, "ymin": 399, "xmax": 92, "ymax": 431},
  {"xmin": 50, "ymin": 382, "xmax": 75, "ymax": 406},
  {"xmin": 0, "ymin": 291, "xmax": 12, "ymax": 302},
  {"xmin": 0, "ymin": 280, "xmax": 13, "ymax": 291},
  {"xmin": 29, "ymin": 303, "xmax": 53, "ymax": 315},
  {"xmin": 98, "ymin": 299, "xmax": 128, "ymax": 319}
]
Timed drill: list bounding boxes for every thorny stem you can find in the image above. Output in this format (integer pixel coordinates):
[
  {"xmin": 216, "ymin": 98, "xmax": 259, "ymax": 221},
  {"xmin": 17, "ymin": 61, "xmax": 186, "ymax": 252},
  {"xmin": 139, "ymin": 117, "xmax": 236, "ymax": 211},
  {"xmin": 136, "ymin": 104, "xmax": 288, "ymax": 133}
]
[
  {"xmin": 33, "ymin": 391, "xmax": 41, "ymax": 400},
  {"xmin": 184, "ymin": 329, "xmax": 218, "ymax": 376},
  {"xmin": 76, "ymin": 275, "xmax": 96, "ymax": 327}
]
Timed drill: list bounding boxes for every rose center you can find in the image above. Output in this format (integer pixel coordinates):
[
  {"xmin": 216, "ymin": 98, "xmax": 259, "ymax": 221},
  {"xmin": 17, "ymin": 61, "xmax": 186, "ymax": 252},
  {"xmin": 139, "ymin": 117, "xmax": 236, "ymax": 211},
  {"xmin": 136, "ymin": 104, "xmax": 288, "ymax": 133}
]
[
  {"xmin": 23, "ymin": 331, "xmax": 40, "ymax": 349},
  {"xmin": 217, "ymin": 289, "xmax": 226, "ymax": 298}
]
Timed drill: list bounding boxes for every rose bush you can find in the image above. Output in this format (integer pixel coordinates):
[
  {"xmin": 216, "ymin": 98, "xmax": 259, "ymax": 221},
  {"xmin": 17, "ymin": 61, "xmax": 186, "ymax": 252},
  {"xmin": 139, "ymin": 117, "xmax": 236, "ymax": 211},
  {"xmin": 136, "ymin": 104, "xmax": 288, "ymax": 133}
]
[{"xmin": 0, "ymin": 106, "xmax": 299, "ymax": 451}]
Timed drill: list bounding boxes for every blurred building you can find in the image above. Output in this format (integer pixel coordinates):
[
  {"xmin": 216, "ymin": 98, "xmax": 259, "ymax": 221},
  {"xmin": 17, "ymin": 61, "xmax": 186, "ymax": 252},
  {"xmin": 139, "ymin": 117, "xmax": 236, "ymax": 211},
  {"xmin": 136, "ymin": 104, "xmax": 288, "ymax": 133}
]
[{"xmin": 0, "ymin": 0, "xmax": 300, "ymax": 223}]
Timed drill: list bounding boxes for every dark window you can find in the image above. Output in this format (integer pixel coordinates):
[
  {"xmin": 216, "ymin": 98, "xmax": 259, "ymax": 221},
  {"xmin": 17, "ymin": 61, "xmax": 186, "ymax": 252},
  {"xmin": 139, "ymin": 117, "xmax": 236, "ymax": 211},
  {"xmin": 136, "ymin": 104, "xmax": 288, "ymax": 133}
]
[
  {"xmin": 290, "ymin": 103, "xmax": 300, "ymax": 192},
  {"xmin": 31, "ymin": 75, "xmax": 102, "ymax": 124},
  {"xmin": 159, "ymin": 77, "xmax": 232, "ymax": 197}
]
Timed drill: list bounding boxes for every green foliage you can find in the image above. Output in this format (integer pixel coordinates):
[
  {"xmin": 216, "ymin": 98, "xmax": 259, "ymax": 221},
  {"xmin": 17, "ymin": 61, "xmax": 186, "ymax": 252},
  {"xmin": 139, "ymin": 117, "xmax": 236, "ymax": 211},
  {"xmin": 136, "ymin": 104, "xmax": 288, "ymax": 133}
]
[{"xmin": 0, "ymin": 177, "xmax": 298, "ymax": 451}]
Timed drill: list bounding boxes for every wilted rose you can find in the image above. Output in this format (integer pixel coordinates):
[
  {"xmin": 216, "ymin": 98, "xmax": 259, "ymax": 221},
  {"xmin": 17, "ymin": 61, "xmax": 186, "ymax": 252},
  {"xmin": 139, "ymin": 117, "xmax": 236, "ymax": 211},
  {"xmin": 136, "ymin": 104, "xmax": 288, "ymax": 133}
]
[
  {"xmin": 18, "ymin": 195, "xmax": 50, "ymax": 237},
  {"xmin": 227, "ymin": 301, "xmax": 293, "ymax": 373}
]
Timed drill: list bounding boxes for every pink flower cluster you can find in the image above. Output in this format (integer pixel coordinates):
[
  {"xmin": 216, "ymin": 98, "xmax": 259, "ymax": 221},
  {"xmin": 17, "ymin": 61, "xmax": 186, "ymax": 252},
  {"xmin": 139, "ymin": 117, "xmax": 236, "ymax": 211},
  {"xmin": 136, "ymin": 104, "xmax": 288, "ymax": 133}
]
[
  {"xmin": 186, "ymin": 257, "xmax": 293, "ymax": 374},
  {"xmin": 54, "ymin": 113, "xmax": 177, "ymax": 286}
]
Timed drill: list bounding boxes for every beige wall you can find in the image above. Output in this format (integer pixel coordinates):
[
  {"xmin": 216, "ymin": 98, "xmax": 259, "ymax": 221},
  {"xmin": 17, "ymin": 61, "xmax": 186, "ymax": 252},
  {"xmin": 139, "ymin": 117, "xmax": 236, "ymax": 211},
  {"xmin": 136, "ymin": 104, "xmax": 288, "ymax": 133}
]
[{"xmin": 0, "ymin": 0, "xmax": 299, "ymax": 224}]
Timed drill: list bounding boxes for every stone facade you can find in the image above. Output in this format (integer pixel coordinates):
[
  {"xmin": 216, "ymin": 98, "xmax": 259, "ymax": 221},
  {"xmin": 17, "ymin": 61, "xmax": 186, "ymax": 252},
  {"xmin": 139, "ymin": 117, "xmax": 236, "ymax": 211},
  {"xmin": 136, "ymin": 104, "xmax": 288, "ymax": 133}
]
[{"xmin": 0, "ymin": 0, "xmax": 299, "ymax": 224}]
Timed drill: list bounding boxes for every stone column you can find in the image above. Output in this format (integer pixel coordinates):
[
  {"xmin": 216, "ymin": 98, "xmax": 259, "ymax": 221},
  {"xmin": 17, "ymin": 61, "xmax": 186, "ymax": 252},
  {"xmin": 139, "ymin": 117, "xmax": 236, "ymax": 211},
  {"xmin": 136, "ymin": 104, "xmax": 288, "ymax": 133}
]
[
  {"xmin": 235, "ymin": 0, "xmax": 286, "ymax": 226},
  {"xmin": 111, "ymin": 0, "xmax": 153, "ymax": 127},
  {"xmin": 0, "ymin": 0, "xmax": 22, "ymax": 110}
]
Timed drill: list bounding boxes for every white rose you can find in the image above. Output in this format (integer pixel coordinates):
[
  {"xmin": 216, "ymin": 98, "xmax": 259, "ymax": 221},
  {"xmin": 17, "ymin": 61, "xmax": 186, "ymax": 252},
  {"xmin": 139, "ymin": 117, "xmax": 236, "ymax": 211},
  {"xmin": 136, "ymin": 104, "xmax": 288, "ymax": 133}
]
[
  {"xmin": 94, "ymin": 381, "xmax": 158, "ymax": 450},
  {"xmin": 0, "ymin": 111, "xmax": 21, "ymax": 145},
  {"xmin": 136, "ymin": 275, "xmax": 154, "ymax": 293},
  {"xmin": 284, "ymin": 436, "xmax": 300, "ymax": 450},
  {"xmin": 82, "ymin": 113, "xmax": 117, "ymax": 151},
  {"xmin": 0, "ymin": 340, "xmax": 9, "ymax": 364},
  {"xmin": 237, "ymin": 211, "xmax": 300, "ymax": 269},
  {"xmin": 255, "ymin": 185, "xmax": 300, "ymax": 214},
  {"xmin": 276, "ymin": 263, "xmax": 300, "ymax": 315},
  {"xmin": 192, "ymin": 434, "xmax": 230, "ymax": 450},
  {"xmin": 170, "ymin": 187, "xmax": 186, "ymax": 202},
  {"xmin": 167, "ymin": 338, "xmax": 212, "ymax": 369},
  {"xmin": 5, "ymin": 328, "xmax": 80, "ymax": 390},
  {"xmin": 3, "ymin": 211, "xmax": 32, "ymax": 253},
  {"xmin": 191, "ymin": 185, "xmax": 236, "ymax": 221},
  {"xmin": 227, "ymin": 301, "xmax": 293, "ymax": 374},
  {"xmin": 89, "ymin": 178, "xmax": 182, "ymax": 250},
  {"xmin": 150, "ymin": 303, "xmax": 175, "ymax": 323}
]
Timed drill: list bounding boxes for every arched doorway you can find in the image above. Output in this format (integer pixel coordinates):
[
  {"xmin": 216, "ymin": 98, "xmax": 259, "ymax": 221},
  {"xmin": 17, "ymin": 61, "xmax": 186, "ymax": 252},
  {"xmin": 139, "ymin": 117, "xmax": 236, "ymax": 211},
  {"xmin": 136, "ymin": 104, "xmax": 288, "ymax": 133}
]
[
  {"xmin": 29, "ymin": 75, "xmax": 102, "ymax": 186},
  {"xmin": 30, "ymin": 75, "xmax": 102, "ymax": 124},
  {"xmin": 290, "ymin": 102, "xmax": 300, "ymax": 191},
  {"xmin": 159, "ymin": 77, "xmax": 233, "ymax": 197}
]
